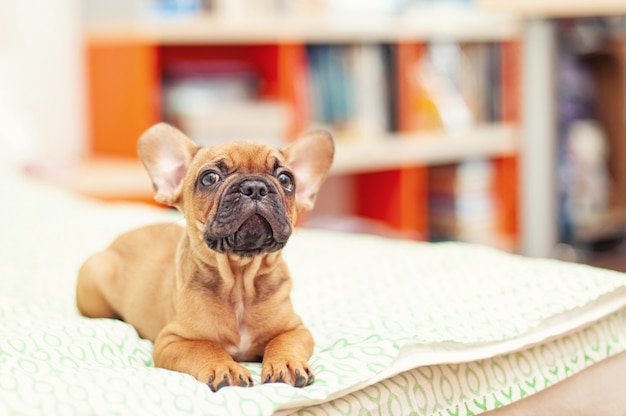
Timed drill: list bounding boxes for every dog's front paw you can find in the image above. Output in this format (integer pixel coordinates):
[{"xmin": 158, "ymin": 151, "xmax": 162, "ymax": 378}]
[
  {"xmin": 262, "ymin": 358, "xmax": 314, "ymax": 388},
  {"xmin": 204, "ymin": 362, "xmax": 254, "ymax": 391}
]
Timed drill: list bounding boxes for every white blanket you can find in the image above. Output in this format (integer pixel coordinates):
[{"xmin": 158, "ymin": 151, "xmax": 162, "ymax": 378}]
[{"xmin": 2, "ymin": 168, "xmax": 626, "ymax": 415}]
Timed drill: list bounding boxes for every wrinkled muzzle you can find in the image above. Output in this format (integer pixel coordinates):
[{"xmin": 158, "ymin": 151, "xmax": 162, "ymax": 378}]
[{"xmin": 204, "ymin": 177, "xmax": 293, "ymax": 257}]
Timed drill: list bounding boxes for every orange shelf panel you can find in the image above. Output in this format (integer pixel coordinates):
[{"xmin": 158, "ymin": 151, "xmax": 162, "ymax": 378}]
[
  {"xmin": 492, "ymin": 156, "xmax": 518, "ymax": 238},
  {"xmin": 501, "ymin": 40, "xmax": 521, "ymax": 124},
  {"xmin": 352, "ymin": 174, "xmax": 428, "ymax": 242},
  {"xmin": 86, "ymin": 42, "xmax": 160, "ymax": 157},
  {"xmin": 277, "ymin": 43, "xmax": 309, "ymax": 138},
  {"xmin": 493, "ymin": 40, "xmax": 520, "ymax": 240},
  {"xmin": 355, "ymin": 167, "xmax": 427, "ymax": 239}
]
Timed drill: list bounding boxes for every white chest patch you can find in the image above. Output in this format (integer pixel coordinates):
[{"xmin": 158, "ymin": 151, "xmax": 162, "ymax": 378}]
[
  {"xmin": 238, "ymin": 326, "xmax": 252, "ymax": 353},
  {"xmin": 226, "ymin": 301, "xmax": 252, "ymax": 358},
  {"xmin": 227, "ymin": 326, "xmax": 252, "ymax": 358}
]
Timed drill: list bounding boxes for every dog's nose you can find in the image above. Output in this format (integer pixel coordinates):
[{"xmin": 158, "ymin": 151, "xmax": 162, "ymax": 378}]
[{"xmin": 240, "ymin": 180, "xmax": 268, "ymax": 200}]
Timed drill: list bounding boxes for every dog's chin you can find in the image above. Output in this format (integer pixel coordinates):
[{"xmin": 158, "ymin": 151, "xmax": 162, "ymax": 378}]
[{"xmin": 205, "ymin": 214, "xmax": 288, "ymax": 257}]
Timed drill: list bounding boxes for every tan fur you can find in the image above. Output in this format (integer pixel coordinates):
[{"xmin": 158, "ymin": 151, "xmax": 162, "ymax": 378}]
[{"xmin": 76, "ymin": 123, "xmax": 334, "ymax": 391}]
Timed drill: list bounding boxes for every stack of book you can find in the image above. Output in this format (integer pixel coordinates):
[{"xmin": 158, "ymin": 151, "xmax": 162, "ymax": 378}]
[
  {"xmin": 305, "ymin": 44, "xmax": 396, "ymax": 139},
  {"xmin": 428, "ymin": 159, "xmax": 497, "ymax": 244},
  {"xmin": 161, "ymin": 59, "xmax": 289, "ymax": 148}
]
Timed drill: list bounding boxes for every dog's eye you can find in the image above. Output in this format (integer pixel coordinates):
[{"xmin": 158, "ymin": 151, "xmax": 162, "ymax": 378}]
[
  {"xmin": 199, "ymin": 171, "xmax": 220, "ymax": 187},
  {"xmin": 277, "ymin": 172, "xmax": 294, "ymax": 192}
]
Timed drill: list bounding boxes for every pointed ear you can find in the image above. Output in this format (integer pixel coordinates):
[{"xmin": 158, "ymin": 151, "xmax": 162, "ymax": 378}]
[
  {"xmin": 137, "ymin": 123, "xmax": 198, "ymax": 206},
  {"xmin": 282, "ymin": 130, "xmax": 334, "ymax": 212}
]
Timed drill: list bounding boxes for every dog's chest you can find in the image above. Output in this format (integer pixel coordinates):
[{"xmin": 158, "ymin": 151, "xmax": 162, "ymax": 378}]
[
  {"xmin": 201, "ymin": 255, "xmax": 282, "ymax": 360},
  {"xmin": 225, "ymin": 300, "xmax": 253, "ymax": 360}
]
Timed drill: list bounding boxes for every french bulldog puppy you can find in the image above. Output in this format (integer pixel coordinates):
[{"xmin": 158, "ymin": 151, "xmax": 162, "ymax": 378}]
[{"xmin": 76, "ymin": 123, "xmax": 334, "ymax": 391}]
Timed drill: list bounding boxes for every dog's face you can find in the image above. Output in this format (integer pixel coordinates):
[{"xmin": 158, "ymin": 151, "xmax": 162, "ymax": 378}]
[
  {"xmin": 186, "ymin": 142, "xmax": 298, "ymax": 257},
  {"xmin": 138, "ymin": 123, "xmax": 334, "ymax": 258}
]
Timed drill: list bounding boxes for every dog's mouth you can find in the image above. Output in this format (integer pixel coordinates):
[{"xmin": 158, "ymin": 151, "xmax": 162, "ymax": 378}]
[{"xmin": 205, "ymin": 213, "xmax": 288, "ymax": 257}]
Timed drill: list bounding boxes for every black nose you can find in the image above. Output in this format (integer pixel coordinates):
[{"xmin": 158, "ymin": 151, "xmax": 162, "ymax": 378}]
[{"xmin": 240, "ymin": 180, "xmax": 268, "ymax": 200}]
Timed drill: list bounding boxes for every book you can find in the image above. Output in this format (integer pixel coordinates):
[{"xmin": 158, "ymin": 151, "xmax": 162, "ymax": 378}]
[
  {"xmin": 305, "ymin": 44, "xmax": 393, "ymax": 140},
  {"xmin": 428, "ymin": 159, "xmax": 497, "ymax": 244}
]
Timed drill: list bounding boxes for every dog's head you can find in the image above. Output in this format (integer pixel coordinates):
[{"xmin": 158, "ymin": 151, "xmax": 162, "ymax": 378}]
[{"xmin": 138, "ymin": 123, "xmax": 334, "ymax": 257}]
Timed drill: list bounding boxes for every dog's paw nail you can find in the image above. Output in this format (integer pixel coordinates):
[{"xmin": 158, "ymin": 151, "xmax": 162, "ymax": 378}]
[
  {"xmin": 207, "ymin": 375, "xmax": 216, "ymax": 390},
  {"xmin": 278, "ymin": 370, "xmax": 285, "ymax": 382},
  {"xmin": 294, "ymin": 369, "xmax": 307, "ymax": 387},
  {"xmin": 238, "ymin": 375, "xmax": 249, "ymax": 387},
  {"xmin": 248, "ymin": 377, "xmax": 254, "ymax": 386},
  {"xmin": 307, "ymin": 374, "xmax": 315, "ymax": 386},
  {"xmin": 264, "ymin": 374, "xmax": 271, "ymax": 383},
  {"xmin": 215, "ymin": 374, "xmax": 229, "ymax": 390}
]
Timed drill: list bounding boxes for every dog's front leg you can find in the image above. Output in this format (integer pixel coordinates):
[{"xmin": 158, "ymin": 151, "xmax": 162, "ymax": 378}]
[
  {"xmin": 154, "ymin": 333, "xmax": 253, "ymax": 391},
  {"xmin": 262, "ymin": 325, "xmax": 315, "ymax": 387}
]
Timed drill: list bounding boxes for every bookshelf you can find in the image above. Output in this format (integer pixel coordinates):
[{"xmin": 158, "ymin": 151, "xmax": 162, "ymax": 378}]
[{"xmin": 83, "ymin": 10, "xmax": 522, "ymax": 249}]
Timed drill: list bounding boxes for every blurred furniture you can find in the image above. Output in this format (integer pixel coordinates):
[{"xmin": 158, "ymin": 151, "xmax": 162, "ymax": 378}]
[
  {"xmin": 82, "ymin": 9, "xmax": 521, "ymax": 250},
  {"xmin": 479, "ymin": 0, "xmax": 626, "ymax": 257}
]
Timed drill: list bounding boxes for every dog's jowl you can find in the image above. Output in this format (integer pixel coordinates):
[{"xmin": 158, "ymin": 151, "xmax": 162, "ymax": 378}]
[{"xmin": 76, "ymin": 123, "xmax": 334, "ymax": 391}]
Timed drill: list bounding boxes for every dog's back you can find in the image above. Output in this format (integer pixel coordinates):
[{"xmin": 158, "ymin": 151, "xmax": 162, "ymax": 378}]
[{"xmin": 77, "ymin": 223, "xmax": 182, "ymax": 340}]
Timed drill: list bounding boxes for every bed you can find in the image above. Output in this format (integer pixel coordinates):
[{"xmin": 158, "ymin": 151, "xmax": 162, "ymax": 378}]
[{"xmin": 2, "ymin": 163, "xmax": 626, "ymax": 415}]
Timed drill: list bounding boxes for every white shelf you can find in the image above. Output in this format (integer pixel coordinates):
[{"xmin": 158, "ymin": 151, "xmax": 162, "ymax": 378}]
[
  {"xmin": 331, "ymin": 123, "xmax": 518, "ymax": 176},
  {"xmin": 478, "ymin": 0, "xmax": 626, "ymax": 18},
  {"xmin": 39, "ymin": 123, "xmax": 516, "ymax": 200},
  {"xmin": 85, "ymin": 10, "xmax": 520, "ymax": 45},
  {"xmin": 38, "ymin": 157, "xmax": 154, "ymax": 201}
]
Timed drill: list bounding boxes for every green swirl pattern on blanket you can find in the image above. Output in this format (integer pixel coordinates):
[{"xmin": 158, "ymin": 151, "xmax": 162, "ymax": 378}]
[
  {"xmin": 2, "ymin": 233, "xmax": 626, "ymax": 415},
  {"xmin": 2, "ymin": 171, "xmax": 626, "ymax": 415},
  {"xmin": 302, "ymin": 310, "xmax": 626, "ymax": 415},
  {"xmin": 2, "ymin": 304, "xmax": 626, "ymax": 415}
]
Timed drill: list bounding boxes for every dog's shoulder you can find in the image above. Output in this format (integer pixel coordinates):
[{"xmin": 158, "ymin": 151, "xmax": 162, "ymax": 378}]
[{"xmin": 109, "ymin": 223, "xmax": 183, "ymax": 255}]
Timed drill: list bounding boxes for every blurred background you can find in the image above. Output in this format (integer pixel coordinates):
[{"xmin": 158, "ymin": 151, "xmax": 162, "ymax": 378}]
[{"xmin": 2, "ymin": 0, "xmax": 626, "ymax": 269}]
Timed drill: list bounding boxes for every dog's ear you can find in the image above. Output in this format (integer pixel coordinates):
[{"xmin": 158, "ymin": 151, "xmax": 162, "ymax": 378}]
[
  {"xmin": 282, "ymin": 130, "xmax": 334, "ymax": 212},
  {"xmin": 138, "ymin": 123, "xmax": 198, "ymax": 206}
]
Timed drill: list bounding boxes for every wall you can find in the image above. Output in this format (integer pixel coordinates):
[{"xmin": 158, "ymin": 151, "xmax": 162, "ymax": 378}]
[{"xmin": 0, "ymin": 0, "xmax": 85, "ymax": 168}]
